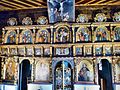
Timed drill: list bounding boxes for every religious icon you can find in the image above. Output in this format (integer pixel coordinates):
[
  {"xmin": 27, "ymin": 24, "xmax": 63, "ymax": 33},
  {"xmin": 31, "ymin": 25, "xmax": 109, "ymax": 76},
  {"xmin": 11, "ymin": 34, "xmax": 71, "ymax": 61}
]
[
  {"xmin": 7, "ymin": 31, "xmax": 16, "ymax": 43},
  {"xmin": 114, "ymin": 27, "xmax": 120, "ymax": 41},
  {"xmin": 47, "ymin": 0, "xmax": 75, "ymax": 23},
  {"xmin": 1, "ymin": 48, "xmax": 8, "ymax": 55},
  {"xmin": 78, "ymin": 63, "xmax": 93, "ymax": 81},
  {"xmin": 37, "ymin": 30, "xmax": 48, "ymax": 43},
  {"xmin": 27, "ymin": 48, "xmax": 33, "ymax": 55},
  {"xmin": 56, "ymin": 47, "xmax": 70, "ymax": 55},
  {"xmin": 5, "ymin": 61, "xmax": 16, "ymax": 80},
  {"xmin": 104, "ymin": 46, "xmax": 112, "ymax": 55},
  {"xmin": 56, "ymin": 27, "xmax": 69, "ymax": 42},
  {"xmin": 35, "ymin": 60, "xmax": 49, "ymax": 81},
  {"xmin": 95, "ymin": 27, "xmax": 109, "ymax": 42},
  {"xmin": 18, "ymin": 48, "xmax": 24, "ymax": 55},
  {"xmin": 22, "ymin": 30, "xmax": 32, "ymax": 43},
  {"xmin": 9, "ymin": 48, "xmax": 17, "ymax": 55},
  {"xmin": 76, "ymin": 27, "xmax": 91, "ymax": 42},
  {"xmin": 85, "ymin": 47, "xmax": 92, "ymax": 55},
  {"xmin": 76, "ymin": 47, "xmax": 82, "ymax": 55},
  {"xmin": 35, "ymin": 48, "xmax": 42, "ymax": 55},
  {"xmin": 95, "ymin": 47, "xmax": 103, "ymax": 56},
  {"xmin": 44, "ymin": 48, "xmax": 50, "ymax": 56},
  {"xmin": 113, "ymin": 46, "xmax": 120, "ymax": 55}
]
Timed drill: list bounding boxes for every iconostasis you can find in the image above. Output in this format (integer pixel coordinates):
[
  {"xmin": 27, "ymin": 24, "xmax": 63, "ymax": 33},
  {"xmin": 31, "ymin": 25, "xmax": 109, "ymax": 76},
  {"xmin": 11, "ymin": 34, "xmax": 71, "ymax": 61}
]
[{"xmin": 0, "ymin": 11, "xmax": 120, "ymax": 86}]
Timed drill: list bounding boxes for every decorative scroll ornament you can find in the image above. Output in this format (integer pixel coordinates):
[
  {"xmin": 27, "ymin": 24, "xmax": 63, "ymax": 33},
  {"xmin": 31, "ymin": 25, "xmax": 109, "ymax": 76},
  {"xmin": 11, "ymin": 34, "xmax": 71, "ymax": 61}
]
[
  {"xmin": 37, "ymin": 16, "xmax": 48, "ymax": 25},
  {"xmin": 7, "ymin": 17, "xmax": 17, "ymax": 26},
  {"xmin": 113, "ymin": 12, "xmax": 120, "ymax": 22},
  {"xmin": 22, "ymin": 17, "xmax": 33, "ymax": 25},
  {"xmin": 94, "ymin": 13, "xmax": 107, "ymax": 22},
  {"xmin": 76, "ymin": 14, "xmax": 88, "ymax": 23}
]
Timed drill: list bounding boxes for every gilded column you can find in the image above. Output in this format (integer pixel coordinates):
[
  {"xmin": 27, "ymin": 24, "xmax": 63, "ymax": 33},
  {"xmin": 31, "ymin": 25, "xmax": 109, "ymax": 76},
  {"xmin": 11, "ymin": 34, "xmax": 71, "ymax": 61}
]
[
  {"xmin": 91, "ymin": 26, "xmax": 94, "ymax": 43},
  {"xmin": 50, "ymin": 26, "xmax": 54, "ymax": 43},
  {"xmin": 93, "ymin": 58, "xmax": 99, "ymax": 84},
  {"xmin": 16, "ymin": 28, "xmax": 19, "ymax": 44},
  {"xmin": 49, "ymin": 59, "xmax": 52, "ymax": 82},
  {"xmin": 33, "ymin": 27, "xmax": 36, "ymax": 44},
  {"xmin": 112, "ymin": 58, "xmax": 117, "ymax": 83},
  {"xmin": 3, "ymin": 57, "xmax": 6, "ymax": 79},
  {"xmin": 110, "ymin": 26, "xmax": 114, "ymax": 42},
  {"xmin": 2, "ymin": 28, "xmax": 5, "ymax": 44},
  {"xmin": 73, "ymin": 45, "xmax": 76, "ymax": 56},
  {"xmin": 31, "ymin": 58, "xmax": 35, "ymax": 82},
  {"xmin": 1, "ymin": 57, "xmax": 5, "ymax": 80},
  {"xmin": 14, "ymin": 56, "xmax": 19, "ymax": 84},
  {"xmin": 72, "ymin": 26, "xmax": 75, "ymax": 43}
]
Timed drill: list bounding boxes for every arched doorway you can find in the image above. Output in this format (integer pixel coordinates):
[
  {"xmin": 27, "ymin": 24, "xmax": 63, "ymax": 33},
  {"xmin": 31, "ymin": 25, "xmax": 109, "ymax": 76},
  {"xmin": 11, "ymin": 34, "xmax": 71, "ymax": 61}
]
[
  {"xmin": 18, "ymin": 59, "xmax": 31, "ymax": 90},
  {"xmin": 98, "ymin": 59, "xmax": 113, "ymax": 90},
  {"xmin": 54, "ymin": 61, "xmax": 73, "ymax": 90}
]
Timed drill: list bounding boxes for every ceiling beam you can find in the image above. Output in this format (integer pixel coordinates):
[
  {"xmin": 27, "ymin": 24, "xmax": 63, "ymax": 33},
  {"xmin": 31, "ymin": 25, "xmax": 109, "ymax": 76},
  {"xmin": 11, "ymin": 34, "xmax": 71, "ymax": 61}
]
[
  {"xmin": 84, "ymin": 0, "xmax": 96, "ymax": 4},
  {"xmin": 26, "ymin": 0, "xmax": 42, "ymax": 6},
  {"xmin": 104, "ymin": 0, "xmax": 118, "ymax": 4},
  {"xmin": 0, "ymin": 1, "xmax": 21, "ymax": 9},
  {"xmin": 35, "ymin": 0, "xmax": 47, "ymax": 5},
  {"xmin": 13, "ymin": 0, "xmax": 36, "ymax": 7},
  {"xmin": 2, "ymin": 0, "xmax": 27, "ymax": 8},
  {"xmin": 76, "ymin": 0, "xmax": 85, "ymax": 4},
  {"xmin": 95, "ymin": 0, "xmax": 107, "ymax": 4},
  {"xmin": 0, "ymin": 5, "xmax": 11, "ymax": 10}
]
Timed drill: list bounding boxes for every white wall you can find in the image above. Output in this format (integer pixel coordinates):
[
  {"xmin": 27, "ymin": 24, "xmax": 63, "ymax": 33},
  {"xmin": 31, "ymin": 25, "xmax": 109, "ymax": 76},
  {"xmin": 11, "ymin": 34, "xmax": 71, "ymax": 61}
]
[
  {"xmin": 28, "ymin": 83, "xmax": 52, "ymax": 90},
  {"xmin": 74, "ymin": 84, "xmax": 100, "ymax": 90},
  {"xmin": 0, "ymin": 84, "xmax": 17, "ymax": 90},
  {"xmin": 114, "ymin": 84, "xmax": 120, "ymax": 90}
]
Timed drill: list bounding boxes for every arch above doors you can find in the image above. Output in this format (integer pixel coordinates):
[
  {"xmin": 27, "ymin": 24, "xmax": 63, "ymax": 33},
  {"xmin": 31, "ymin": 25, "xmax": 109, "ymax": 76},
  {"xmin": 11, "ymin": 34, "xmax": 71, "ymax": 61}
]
[{"xmin": 52, "ymin": 57, "xmax": 74, "ymax": 70}]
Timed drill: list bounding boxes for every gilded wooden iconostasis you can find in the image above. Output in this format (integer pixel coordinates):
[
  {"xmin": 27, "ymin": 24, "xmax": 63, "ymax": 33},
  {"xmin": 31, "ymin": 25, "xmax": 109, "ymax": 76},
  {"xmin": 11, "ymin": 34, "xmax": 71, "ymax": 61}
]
[{"xmin": 0, "ymin": 11, "xmax": 120, "ymax": 86}]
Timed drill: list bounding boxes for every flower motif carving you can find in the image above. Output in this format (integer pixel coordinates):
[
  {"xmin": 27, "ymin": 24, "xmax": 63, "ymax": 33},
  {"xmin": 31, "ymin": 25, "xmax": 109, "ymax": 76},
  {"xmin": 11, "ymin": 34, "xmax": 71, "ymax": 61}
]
[
  {"xmin": 76, "ymin": 14, "xmax": 88, "ymax": 23},
  {"xmin": 37, "ymin": 16, "xmax": 48, "ymax": 25},
  {"xmin": 113, "ymin": 12, "xmax": 120, "ymax": 22},
  {"xmin": 7, "ymin": 17, "xmax": 17, "ymax": 26},
  {"xmin": 94, "ymin": 13, "xmax": 107, "ymax": 22},
  {"xmin": 22, "ymin": 17, "xmax": 33, "ymax": 25}
]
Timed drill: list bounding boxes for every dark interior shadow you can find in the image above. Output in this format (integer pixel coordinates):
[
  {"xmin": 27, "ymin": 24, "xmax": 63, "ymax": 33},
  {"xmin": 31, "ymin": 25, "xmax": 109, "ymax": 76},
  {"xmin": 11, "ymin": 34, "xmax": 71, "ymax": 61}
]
[
  {"xmin": 18, "ymin": 59, "xmax": 30, "ymax": 90},
  {"xmin": 98, "ymin": 59, "xmax": 113, "ymax": 90}
]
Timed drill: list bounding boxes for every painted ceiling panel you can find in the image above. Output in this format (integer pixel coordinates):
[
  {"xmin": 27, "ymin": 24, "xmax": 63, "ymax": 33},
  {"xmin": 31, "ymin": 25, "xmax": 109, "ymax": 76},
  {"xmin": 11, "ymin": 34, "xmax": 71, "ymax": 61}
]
[{"xmin": 0, "ymin": 0, "xmax": 119, "ymax": 11}]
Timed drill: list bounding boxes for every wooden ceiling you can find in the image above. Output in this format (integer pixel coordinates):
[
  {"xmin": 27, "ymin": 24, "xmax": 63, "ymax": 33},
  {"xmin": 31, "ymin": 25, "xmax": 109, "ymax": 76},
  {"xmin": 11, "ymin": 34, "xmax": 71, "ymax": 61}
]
[{"xmin": 0, "ymin": 0, "xmax": 120, "ymax": 11}]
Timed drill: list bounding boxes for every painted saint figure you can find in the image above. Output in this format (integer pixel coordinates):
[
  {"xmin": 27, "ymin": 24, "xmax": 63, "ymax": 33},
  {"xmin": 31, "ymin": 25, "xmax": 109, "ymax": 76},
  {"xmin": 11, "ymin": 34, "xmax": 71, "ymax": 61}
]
[
  {"xmin": 38, "ymin": 30, "xmax": 48, "ymax": 43},
  {"xmin": 78, "ymin": 63, "xmax": 92, "ymax": 81},
  {"xmin": 6, "ymin": 61, "xmax": 15, "ymax": 80},
  {"xmin": 7, "ymin": 32, "xmax": 16, "ymax": 43},
  {"xmin": 57, "ymin": 27, "xmax": 69, "ymax": 42},
  {"xmin": 22, "ymin": 31, "xmax": 32, "ymax": 43},
  {"xmin": 96, "ymin": 28, "xmax": 108, "ymax": 41}
]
